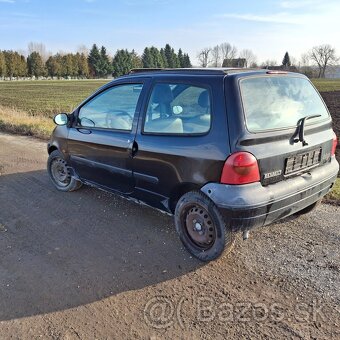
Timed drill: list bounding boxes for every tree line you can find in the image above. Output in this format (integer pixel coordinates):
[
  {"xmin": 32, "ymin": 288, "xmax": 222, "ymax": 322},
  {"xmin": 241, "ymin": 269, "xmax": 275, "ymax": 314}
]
[
  {"xmin": 0, "ymin": 43, "xmax": 192, "ymax": 80},
  {"xmin": 197, "ymin": 42, "xmax": 339, "ymax": 78}
]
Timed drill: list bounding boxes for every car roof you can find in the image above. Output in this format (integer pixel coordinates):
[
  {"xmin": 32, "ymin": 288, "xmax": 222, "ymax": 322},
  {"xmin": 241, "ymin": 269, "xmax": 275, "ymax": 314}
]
[
  {"xmin": 114, "ymin": 68, "xmax": 304, "ymax": 81},
  {"xmin": 128, "ymin": 67, "xmax": 265, "ymax": 76}
]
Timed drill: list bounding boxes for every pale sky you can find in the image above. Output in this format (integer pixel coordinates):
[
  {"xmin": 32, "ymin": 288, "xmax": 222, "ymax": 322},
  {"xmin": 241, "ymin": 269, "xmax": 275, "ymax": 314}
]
[{"xmin": 0, "ymin": 0, "xmax": 339, "ymax": 65}]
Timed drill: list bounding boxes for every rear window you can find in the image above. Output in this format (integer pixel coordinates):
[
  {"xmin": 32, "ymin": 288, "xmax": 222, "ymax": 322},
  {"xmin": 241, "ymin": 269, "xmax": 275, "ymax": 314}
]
[{"xmin": 240, "ymin": 76, "xmax": 329, "ymax": 132}]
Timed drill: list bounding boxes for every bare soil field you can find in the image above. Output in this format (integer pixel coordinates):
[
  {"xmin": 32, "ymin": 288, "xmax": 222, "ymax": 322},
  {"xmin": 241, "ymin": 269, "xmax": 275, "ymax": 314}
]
[
  {"xmin": 0, "ymin": 132, "xmax": 339, "ymax": 339},
  {"xmin": 321, "ymin": 91, "xmax": 340, "ymax": 166}
]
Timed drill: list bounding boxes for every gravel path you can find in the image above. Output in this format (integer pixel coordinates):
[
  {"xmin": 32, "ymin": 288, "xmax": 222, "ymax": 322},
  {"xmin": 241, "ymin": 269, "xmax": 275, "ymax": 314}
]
[{"xmin": 0, "ymin": 132, "xmax": 339, "ymax": 339}]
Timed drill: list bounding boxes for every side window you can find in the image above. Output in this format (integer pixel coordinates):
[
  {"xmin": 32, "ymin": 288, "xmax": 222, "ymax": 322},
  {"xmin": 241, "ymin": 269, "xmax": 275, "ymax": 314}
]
[
  {"xmin": 143, "ymin": 83, "xmax": 211, "ymax": 134},
  {"xmin": 78, "ymin": 84, "xmax": 143, "ymax": 130}
]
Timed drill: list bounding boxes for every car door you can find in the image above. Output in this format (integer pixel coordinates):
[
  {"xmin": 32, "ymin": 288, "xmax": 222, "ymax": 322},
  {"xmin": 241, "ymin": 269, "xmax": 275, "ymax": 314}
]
[
  {"xmin": 67, "ymin": 79, "xmax": 148, "ymax": 194},
  {"xmin": 132, "ymin": 77, "xmax": 229, "ymax": 211}
]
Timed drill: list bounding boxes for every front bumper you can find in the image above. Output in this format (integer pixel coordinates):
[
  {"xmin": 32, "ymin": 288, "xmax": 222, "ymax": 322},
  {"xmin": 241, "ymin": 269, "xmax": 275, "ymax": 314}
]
[{"xmin": 201, "ymin": 158, "xmax": 339, "ymax": 232}]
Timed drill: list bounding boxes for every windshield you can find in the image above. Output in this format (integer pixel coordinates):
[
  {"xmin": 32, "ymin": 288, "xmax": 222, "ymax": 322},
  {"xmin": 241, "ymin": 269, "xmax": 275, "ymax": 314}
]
[{"xmin": 240, "ymin": 76, "xmax": 329, "ymax": 132}]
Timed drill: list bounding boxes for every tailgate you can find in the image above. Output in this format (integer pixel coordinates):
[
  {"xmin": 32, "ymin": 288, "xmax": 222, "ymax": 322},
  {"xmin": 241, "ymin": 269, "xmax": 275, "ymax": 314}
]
[{"xmin": 226, "ymin": 73, "xmax": 335, "ymax": 186}]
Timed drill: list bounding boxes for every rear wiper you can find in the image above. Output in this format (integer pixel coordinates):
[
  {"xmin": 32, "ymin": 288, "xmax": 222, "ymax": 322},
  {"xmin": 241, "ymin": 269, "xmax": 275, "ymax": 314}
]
[{"xmin": 293, "ymin": 114, "xmax": 321, "ymax": 146}]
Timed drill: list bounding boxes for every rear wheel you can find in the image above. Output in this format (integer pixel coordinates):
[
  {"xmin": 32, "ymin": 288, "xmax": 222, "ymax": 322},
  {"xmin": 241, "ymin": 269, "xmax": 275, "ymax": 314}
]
[
  {"xmin": 175, "ymin": 191, "xmax": 235, "ymax": 261},
  {"xmin": 47, "ymin": 150, "xmax": 82, "ymax": 192}
]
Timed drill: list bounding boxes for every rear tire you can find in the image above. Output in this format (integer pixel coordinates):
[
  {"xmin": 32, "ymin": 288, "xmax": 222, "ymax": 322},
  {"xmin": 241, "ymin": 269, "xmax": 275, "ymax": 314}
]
[
  {"xmin": 175, "ymin": 191, "xmax": 235, "ymax": 262},
  {"xmin": 47, "ymin": 150, "xmax": 82, "ymax": 192}
]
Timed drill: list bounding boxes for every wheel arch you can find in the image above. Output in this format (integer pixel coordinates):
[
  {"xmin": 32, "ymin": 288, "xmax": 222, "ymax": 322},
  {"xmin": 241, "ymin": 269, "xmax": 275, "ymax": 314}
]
[
  {"xmin": 168, "ymin": 182, "xmax": 202, "ymax": 213},
  {"xmin": 48, "ymin": 145, "xmax": 58, "ymax": 154}
]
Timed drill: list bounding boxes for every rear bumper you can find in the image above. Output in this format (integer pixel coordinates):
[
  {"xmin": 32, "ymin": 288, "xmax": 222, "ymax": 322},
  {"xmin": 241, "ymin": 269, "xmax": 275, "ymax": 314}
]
[{"xmin": 201, "ymin": 158, "xmax": 339, "ymax": 232}]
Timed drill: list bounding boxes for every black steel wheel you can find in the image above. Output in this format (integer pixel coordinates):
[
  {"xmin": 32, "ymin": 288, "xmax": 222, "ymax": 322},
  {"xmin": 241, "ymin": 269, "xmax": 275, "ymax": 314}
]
[
  {"xmin": 175, "ymin": 191, "xmax": 235, "ymax": 261},
  {"xmin": 47, "ymin": 150, "xmax": 82, "ymax": 192}
]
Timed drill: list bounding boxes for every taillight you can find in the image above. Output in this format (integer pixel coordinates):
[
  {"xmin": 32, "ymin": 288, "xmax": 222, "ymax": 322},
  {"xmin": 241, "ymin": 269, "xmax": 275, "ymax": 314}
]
[
  {"xmin": 331, "ymin": 132, "xmax": 338, "ymax": 156},
  {"xmin": 220, "ymin": 152, "xmax": 260, "ymax": 185}
]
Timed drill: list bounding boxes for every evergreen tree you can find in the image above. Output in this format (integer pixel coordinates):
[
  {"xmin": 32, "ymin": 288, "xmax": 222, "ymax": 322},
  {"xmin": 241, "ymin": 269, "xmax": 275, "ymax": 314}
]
[
  {"xmin": 182, "ymin": 53, "xmax": 192, "ymax": 68},
  {"xmin": 18, "ymin": 55, "xmax": 27, "ymax": 76},
  {"xmin": 76, "ymin": 53, "xmax": 89, "ymax": 78},
  {"xmin": 282, "ymin": 52, "xmax": 291, "ymax": 68},
  {"xmin": 131, "ymin": 49, "xmax": 142, "ymax": 69},
  {"xmin": 164, "ymin": 44, "xmax": 175, "ymax": 68},
  {"xmin": 62, "ymin": 54, "xmax": 77, "ymax": 77},
  {"xmin": 88, "ymin": 44, "xmax": 102, "ymax": 77},
  {"xmin": 99, "ymin": 46, "xmax": 112, "ymax": 77},
  {"xmin": 149, "ymin": 47, "xmax": 164, "ymax": 68},
  {"xmin": 27, "ymin": 51, "xmax": 45, "ymax": 77},
  {"xmin": 46, "ymin": 54, "xmax": 64, "ymax": 78},
  {"xmin": 112, "ymin": 49, "xmax": 132, "ymax": 77},
  {"xmin": 142, "ymin": 47, "xmax": 154, "ymax": 68},
  {"xmin": 160, "ymin": 48, "xmax": 168, "ymax": 68},
  {"xmin": 4, "ymin": 51, "xmax": 27, "ymax": 79},
  {"xmin": 178, "ymin": 48, "xmax": 184, "ymax": 68},
  {"xmin": 172, "ymin": 47, "xmax": 180, "ymax": 68},
  {"xmin": 0, "ymin": 51, "xmax": 6, "ymax": 78}
]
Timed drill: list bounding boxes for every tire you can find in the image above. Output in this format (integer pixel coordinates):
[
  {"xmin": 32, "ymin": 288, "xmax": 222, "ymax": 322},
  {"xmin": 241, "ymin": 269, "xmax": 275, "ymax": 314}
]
[
  {"xmin": 294, "ymin": 199, "xmax": 322, "ymax": 216},
  {"xmin": 47, "ymin": 150, "xmax": 82, "ymax": 192},
  {"xmin": 174, "ymin": 191, "xmax": 235, "ymax": 262}
]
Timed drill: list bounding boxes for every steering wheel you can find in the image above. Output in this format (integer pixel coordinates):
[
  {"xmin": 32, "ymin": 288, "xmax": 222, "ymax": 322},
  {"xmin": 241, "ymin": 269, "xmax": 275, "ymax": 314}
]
[{"xmin": 105, "ymin": 110, "xmax": 132, "ymax": 129}]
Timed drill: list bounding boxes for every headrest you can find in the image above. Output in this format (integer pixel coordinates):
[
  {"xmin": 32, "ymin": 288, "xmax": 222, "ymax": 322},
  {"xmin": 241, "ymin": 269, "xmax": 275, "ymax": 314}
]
[
  {"xmin": 198, "ymin": 90, "xmax": 209, "ymax": 108},
  {"xmin": 152, "ymin": 84, "xmax": 174, "ymax": 104}
]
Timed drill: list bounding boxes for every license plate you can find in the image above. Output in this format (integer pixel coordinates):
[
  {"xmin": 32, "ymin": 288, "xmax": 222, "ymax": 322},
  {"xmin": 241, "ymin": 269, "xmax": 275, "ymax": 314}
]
[{"xmin": 285, "ymin": 148, "xmax": 321, "ymax": 175}]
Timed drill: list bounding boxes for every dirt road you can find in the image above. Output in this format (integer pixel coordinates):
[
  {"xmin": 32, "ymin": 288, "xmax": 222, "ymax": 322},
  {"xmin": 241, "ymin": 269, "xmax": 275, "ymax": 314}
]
[{"xmin": 0, "ymin": 132, "xmax": 339, "ymax": 339}]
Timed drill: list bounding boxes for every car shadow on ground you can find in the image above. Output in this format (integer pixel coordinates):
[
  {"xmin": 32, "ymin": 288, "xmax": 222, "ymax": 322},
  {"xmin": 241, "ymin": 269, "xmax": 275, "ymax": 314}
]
[{"xmin": 0, "ymin": 170, "xmax": 202, "ymax": 321}]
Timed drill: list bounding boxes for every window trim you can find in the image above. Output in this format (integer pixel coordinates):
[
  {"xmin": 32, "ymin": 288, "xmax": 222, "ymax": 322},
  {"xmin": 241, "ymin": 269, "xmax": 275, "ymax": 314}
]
[
  {"xmin": 238, "ymin": 75, "xmax": 330, "ymax": 134},
  {"xmin": 74, "ymin": 82, "xmax": 145, "ymax": 133},
  {"xmin": 141, "ymin": 81, "xmax": 213, "ymax": 137}
]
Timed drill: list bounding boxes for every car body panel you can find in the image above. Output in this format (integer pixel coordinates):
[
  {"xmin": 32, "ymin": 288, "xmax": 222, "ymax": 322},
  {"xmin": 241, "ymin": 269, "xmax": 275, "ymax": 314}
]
[{"xmin": 48, "ymin": 68, "xmax": 339, "ymax": 230}]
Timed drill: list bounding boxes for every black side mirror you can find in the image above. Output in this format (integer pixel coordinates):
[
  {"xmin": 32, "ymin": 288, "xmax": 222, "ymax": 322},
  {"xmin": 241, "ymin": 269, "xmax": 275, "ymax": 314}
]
[{"xmin": 54, "ymin": 113, "xmax": 69, "ymax": 126}]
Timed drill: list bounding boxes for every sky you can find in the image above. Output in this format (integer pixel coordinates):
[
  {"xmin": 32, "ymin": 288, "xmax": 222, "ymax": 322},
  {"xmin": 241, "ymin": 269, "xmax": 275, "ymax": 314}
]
[{"xmin": 0, "ymin": 0, "xmax": 339, "ymax": 65}]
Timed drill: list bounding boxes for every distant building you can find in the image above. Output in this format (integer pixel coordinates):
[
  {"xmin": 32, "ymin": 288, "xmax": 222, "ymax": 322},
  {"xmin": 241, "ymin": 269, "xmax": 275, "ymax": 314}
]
[
  {"xmin": 262, "ymin": 65, "xmax": 299, "ymax": 72},
  {"xmin": 222, "ymin": 58, "xmax": 246, "ymax": 68}
]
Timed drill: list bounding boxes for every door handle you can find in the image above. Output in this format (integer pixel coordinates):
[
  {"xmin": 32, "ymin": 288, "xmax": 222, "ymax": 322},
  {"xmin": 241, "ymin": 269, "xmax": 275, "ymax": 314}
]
[
  {"xmin": 129, "ymin": 141, "xmax": 138, "ymax": 157},
  {"xmin": 77, "ymin": 128, "xmax": 92, "ymax": 134}
]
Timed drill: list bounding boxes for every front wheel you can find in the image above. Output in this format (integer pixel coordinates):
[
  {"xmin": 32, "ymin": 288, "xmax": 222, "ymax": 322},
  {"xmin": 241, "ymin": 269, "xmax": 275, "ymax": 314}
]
[
  {"xmin": 174, "ymin": 191, "xmax": 235, "ymax": 262},
  {"xmin": 47, "ymin": 150, "xmax": 82, "ymax": 192}
]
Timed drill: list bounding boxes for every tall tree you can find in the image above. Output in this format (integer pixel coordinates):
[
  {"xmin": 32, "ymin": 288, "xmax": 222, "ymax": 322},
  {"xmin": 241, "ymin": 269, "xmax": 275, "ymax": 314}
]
[
  {"xmin": 182, "ymin": 53, "xmax": 192, "ymax": 68},
  {"xmin": 178, "ymin": 48, "xmax": 184, "ymax": 68},
  {"xmin": 220, "ymin": 42, "xmax": 237, "ymax": 66},
  {"xmin": 88, "ymin": 44, "xmax": 102, "ymax": 78},
  {"xmin": 142, "ymin": 47, "xmax": 154, "ymax": 68},
  {"xmin": 197, "ymin": 47, "xmax": 211, "ymax": 67},
  {"xmin": 160, "ymin": 48, "xmax": 168, "ymax": 68},
  {"xmin": 282, "ymin": 51, "xmax": 291, "ymax": 68},
  {"xmin": 4, "ymin": 51, "xmax": 27, "ymax": 79},
  {"xmin": 307, "ymin": 44, "xmax": 338, "ymax": 78},
  {"xmin": 62, "ymin": 54, "xmax": 77, "ymax": 77},
  {"xmin": 27, "ymin": 51, "xmax": 45, "ymax": 77},
  {"xmin": 76, "ymin": 53, "xmax": 89, "ymax": 78},
  {"xmin": 99, "ymin": 46, "xmax": 112, "ymax": 77},
  {"xmin": 211, "ymin": 45, "xmax": 221, "ymax": 67},
  {"xmin": 164, "ymin": 44, "xmax": 179, "ymax": 68},
  {"xmin": 27, "ymin": 42, "xmax": 49, "ymax": 62},
  {"xmin": 131, "ymin": 49, "xmax": 142, "ymax": 69},
  {"xmin": 46, "ymin": 54, "xmax": 63, "ymax": 78},
  {"xmin": 0, "ymin": 51, "xmax": 6, "ymax": 78},
  {"xmin": 112, "ymin": 49, "xmax": 131, "ymax": 77},
  {"xmin": 240, "ymin": 49, "xmax": 257, "ymax": 68},
  {"xmin": 149, "ymin": 47, "xmax": 164, "ymax": 68}
]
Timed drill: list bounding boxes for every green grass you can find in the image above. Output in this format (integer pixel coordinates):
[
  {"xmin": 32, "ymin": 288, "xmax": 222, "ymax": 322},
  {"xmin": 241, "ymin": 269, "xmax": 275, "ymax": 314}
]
[
  {"xmin": 324, "ymin": 178, "xmax": 340, "ymax": 204},
  {"xmin": 311, "ymin": 78, "xmax": 340, "ymax": 92},
  {"xmin": 0, "ymin": 80, "xmax": 108, "ymax": 117}
]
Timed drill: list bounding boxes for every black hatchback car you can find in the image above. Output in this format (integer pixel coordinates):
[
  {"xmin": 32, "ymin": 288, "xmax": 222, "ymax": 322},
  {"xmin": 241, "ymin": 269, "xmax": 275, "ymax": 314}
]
[{"xmin": 48, "ymin": 68, "xmax": 339, "ymax": 261}]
